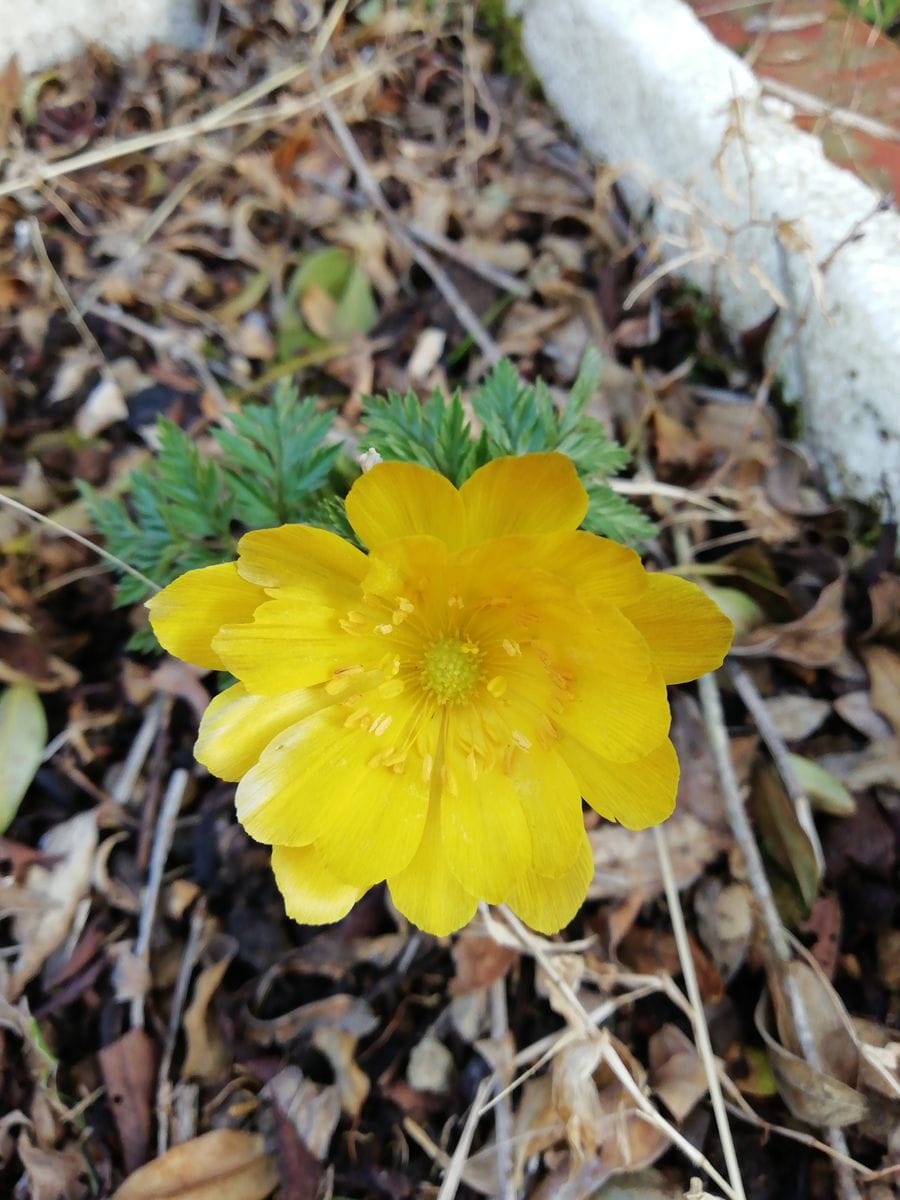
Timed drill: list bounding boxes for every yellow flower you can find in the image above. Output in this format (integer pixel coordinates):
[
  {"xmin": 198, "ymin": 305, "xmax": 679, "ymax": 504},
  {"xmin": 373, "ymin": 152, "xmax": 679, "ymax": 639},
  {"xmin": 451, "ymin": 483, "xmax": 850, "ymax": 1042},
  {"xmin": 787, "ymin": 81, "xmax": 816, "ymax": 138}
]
[{"xmin": 147, "ymin": 453, "xmax": 732, "ymax": 936}]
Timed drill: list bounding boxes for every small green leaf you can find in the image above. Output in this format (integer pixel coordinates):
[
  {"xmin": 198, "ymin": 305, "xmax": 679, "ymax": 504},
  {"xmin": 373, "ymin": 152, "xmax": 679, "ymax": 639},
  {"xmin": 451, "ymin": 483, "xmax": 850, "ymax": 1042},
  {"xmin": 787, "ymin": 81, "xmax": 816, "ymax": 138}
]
[
  {"xmin": 789, "ymin": 754, "xmax": 856, "ymax": 817},
  {"xmin": 699, "ymin": 584, "xmax": 766, "ymax": 637},
  {"xmin": 753, "ymin": 763, "xmax": 820, "ymax": 918},
  {"xmin": 0, "ymin": 683, "xmax": 47, "ymax": 833}
]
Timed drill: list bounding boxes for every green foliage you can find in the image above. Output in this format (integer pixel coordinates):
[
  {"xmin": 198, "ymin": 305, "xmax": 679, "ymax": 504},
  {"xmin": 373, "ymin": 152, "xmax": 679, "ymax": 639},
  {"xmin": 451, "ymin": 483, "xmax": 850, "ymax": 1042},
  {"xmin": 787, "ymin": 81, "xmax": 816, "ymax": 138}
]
[
  {"xmin": 80, "ymin": 381, "xmax": 345, "ymax": 651},
  {"xmin": 837, "ymin": 0, "xmax": 900, "ymax": 28},
  {"xmin": 84, "ymin": 355, "xmax": 655, "ymax": 653},
  {"xmin": 362, "ymin": 349, "xmax": 655, "ymax": 545}
]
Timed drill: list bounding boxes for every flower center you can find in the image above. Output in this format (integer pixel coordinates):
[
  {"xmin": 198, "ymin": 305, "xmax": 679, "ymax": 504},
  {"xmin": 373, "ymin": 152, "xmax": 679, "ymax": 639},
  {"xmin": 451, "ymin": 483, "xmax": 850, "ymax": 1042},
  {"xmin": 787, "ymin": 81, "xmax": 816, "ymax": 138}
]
[{"xmin": 420, "ymin": 637, "xmax": 482, "ymax": 704}]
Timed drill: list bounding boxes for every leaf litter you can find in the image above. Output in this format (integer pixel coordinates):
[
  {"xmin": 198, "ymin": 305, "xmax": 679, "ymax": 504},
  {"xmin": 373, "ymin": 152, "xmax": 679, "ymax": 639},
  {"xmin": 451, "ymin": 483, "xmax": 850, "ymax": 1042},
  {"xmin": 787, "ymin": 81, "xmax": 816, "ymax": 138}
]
[{"xmin": 0, "ymin": 4, "xmax": 897, "ymax": 1199}]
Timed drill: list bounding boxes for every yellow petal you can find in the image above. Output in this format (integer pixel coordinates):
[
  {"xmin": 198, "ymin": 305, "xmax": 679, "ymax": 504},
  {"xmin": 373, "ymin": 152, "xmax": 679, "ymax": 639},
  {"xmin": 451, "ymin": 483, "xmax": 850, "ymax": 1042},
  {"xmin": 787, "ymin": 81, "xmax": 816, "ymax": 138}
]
[
  {"xmin": 459, "ymin": 453, "xmax": 588, "ymax": 543},
  {"xmin": 345, "ymin": 461, "xmax": 465, "ymax": 550},
  {"xmin": 236, "ymin": 524, "xmax": 367, "ymax": 601},
  {"xmin": 561, "ymin": 736, "xmax": 679, "ymax": 829},
  {"xmin": 271, "ymin": 844, "xmax": 364, "ymax": 925},
  {"xmin": 195, "ymin": 683, "xmax": 331, "ymax": 782},
  {"xmin": 559, "ymin": 665, "xmax": 671, "ymax": 763},
  {"xmin": 235, "ymin": 708, "xmax": 368, "ymax": 846},
  {"xmin": 441, "ymin": 757, "xmax": 531, "ymax": 904},
  {"xmin": 512, "ymin": 749, "xmax": 585, "ymax": 878},
  {"xmin": 146, "ymin": 562, "xmax": 263, "ymax": 671},
  {"xmin": 622, "ymin": 573, "xmax": 733, "ymax": 684},
  {"xmin": 314, "ymin": 764, "xmax": 430, "ymax": 888},
  {"xmin": 388, "ymin": 798, "xmax": 478, "ymax": 936},
  {"xmin": 213, "ymin": 599, "xmax": 372, "ymax": 693},
  {"xmin": 541, "ymin": 531, "xmax": 649, "ymax": 607},
  {"xmin": 507, "ymin": 835, "xmax": 594, "ymax": 934}
]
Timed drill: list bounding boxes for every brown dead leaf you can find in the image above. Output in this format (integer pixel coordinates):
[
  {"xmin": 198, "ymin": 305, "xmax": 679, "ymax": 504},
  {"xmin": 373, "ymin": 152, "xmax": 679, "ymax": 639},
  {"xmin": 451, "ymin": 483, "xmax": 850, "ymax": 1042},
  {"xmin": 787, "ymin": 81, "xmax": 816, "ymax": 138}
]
[
  {"xmin": 113, "ymin": 1130, "xmax": 277, "ymax": 1200},
  {"xmin": 757, "ymin": 961, "xmax": 867, "ymax": 1128},
  {"xmin": 406, "ymin": 1034, "xmax": 454, "ymax": 1096},
  {"xmin": 861, "ymin": 645, "xmax": 900, "ymax": 736},
  {"xmin": 311, "ymin": 1025, "xmax": 370, "ymax": 1116},
  {"xmin": 263, "ymin": 1067, "xmax": 341, "ymax": 1163},
  {"xmin": 833, "ymin": 690, "xmax": 892, "ymax": 741},
  {"xmin": 450, "ymin": 934, "xmax": 518, "ymax": 994},
  {"xmin": 16, "ymin": 1136, "xmax": 88, "ymax": 1200},
  {"xmin": 99, "ymin": 1028, "xmax": 156, "ymax": 1174},
  {"xmin": 738, "ymin": 578, "xmax": 846, "ymax": 667},
  {"xmin": 10, "ymin": 809, "xmax": 98, "ymax": 999},
  {"xmin": 588, "ymin": 811, "xmax": 729, "ymax": 902},
  {"xmin": 762, "ymin": 694, "xmax": 830, "ymax": 742},
  {"xmin": 182, "ymin": 935, "xmax": 236, "ymax": 1082},
  {"xmin": 649, "ymin": 1024, "xmax": 708, "ymax": 1123},
  {"xmin": 693, "ymin": 878, "xmax": 754, "ymax": 983}
]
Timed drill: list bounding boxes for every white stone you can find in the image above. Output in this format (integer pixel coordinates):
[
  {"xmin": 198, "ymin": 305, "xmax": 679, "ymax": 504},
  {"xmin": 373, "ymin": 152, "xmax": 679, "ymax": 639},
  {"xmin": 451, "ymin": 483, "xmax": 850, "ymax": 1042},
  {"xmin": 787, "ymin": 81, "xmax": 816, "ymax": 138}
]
[
  {"xmin": 0, "ymin": 0, "xmax": 203, "ymax": 73},
  {"xmin": 509, "ymin": 0, "xmax": 900, "ymax": 509}
]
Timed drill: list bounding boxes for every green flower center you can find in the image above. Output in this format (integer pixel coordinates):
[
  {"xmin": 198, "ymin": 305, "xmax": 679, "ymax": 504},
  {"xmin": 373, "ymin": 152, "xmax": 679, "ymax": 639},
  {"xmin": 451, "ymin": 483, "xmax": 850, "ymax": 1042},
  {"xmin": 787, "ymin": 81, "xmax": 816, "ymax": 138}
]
[{"xmin": 421, "ymin": 637, "xmax": 482, "ymax": 704}]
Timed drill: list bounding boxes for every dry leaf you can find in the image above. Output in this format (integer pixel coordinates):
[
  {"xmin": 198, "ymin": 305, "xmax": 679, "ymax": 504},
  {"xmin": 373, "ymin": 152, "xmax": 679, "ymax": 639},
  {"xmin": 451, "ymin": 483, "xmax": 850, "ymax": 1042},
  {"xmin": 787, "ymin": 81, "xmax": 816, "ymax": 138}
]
[
  {"xmin": 311, "ymin": 1025, "xmax": 370, "ymax": 1116},
  {"xmin": 75, "ymin": 376, "xmax": 128, "ymax": 438},
  {"xmin": 833, "ymin": 690, "xmax": 892, "ymax": 741},
  {"xmin": 16, "ymin": 1136, "xmax": 88, "ymax": 1200},
  {"xmin": 451, "ymin": 934, "xmax": 518, "ymax": 994},
  {"xmin": 762, "ymin": 694, "xmax": 830, "ymax": 742},
  {"xmin": 649, "ymin": 1024, "xmax": 708, "ymax": 1123},
  {"xmin": 861, "ymin": 645, "xmax": 900, "ymax": 736},
  {"xmin": 756, "ymin": 961, "xmax": 866, "ymax": 1128},
  {"xmin": 112, "ymin": 1129, "xmax": 278, "ymax": 1200},
  {"xmin": 738, "ymin": 578, "xmax": 846, "ymax": 667},
  {"xmin": 406, "ymin": 1034, "xmax": 454, "ymax": 1095},
  {"xmin": 99, "ymin": 1028, "xmax": 156, "ymax": 1174},
  {"xmin": 693, "ymin": 878, "xmax": 753, "ymax": 982},
  {"xmin": 263, "ymin": 1067, "xmax": 341, "ymax": 1162},
  {"xmin": 10, "ymin": 809, "xmax": 98, "ymax": 998},
  {"xmin": 181, "ymin": 935, "xmax": 236, "ymax": 1082},
  {"xmin": 589, "ymin": 812, "xmax": 728, "ymax": 901}
]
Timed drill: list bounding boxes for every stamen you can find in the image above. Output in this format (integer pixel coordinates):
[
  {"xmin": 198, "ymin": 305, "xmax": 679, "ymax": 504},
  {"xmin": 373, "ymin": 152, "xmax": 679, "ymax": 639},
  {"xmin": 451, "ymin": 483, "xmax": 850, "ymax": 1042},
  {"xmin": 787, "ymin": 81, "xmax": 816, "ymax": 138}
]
[
  {"xmin": 378, "ymin": 679, "xmax": 405, "ymax": 698},
  {"xmin": 511, "ymin": 730, "xmax": 531, "ymax": 751},
  {"xmin": 375, "ymin": 623, "xmax": 394, "ymax": 635},
  {"xmin": 371, "ymin": 714, "xmax": 393, "ymax": 737},
  {"xmin": 487, "ymin": 675, "xmax": 507, "ymax": 698},
  {"xmin": 502, "ymin": 639, "xmax": 521, "ymax": 657},
  {"xmin": 422, "ymin": 754, "xmax": 434, "ymax": 782}
]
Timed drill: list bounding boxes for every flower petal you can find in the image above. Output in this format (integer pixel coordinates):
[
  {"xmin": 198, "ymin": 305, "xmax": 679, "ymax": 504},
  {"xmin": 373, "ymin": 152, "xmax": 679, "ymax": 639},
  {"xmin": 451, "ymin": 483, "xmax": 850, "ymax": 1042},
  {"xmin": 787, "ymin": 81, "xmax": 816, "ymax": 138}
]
[
  {"xmin": 441, "ymin": 757, "xmax": 531, "ymax": 904},
  {"xmin": 460, "ymin": 453, "xmax": 588, "ymax": 544},
  {"xmin": 195, "ymin": 683, "xmax": 331, "ymax": 781},
  {"xmin": 271, "ymin": 844, "xmax": 364, "ymax": 925},
  {"xmin": 237, "ymin": 524, "xmax": 367, "ymax": 600},
  {"xmin": 345, "ymin": 461, "xmax": 465, "ymax": 550},
  {"xmin": 147, "ymin": 562, "xmax": 263, "ymax": 670},
  {"xmin": 561, "ymin": 736, "xmax": 679, "ymax": 829},
  {"xmin": 558, "ymin": 664, "xmax": 671, "ymax": 763},
  {"xmin": 314, "ymin": 764, "xmax": 430, "ymax": 888},
  {"xmin": 541, "ymin": 531, "xmax": 649, "ymax": 607},
  {"xmin": 622, "ymin": 574, "xmax": 733, "ymax": 684},
  {"xmin": 507, "ymin": 834, "xmax": 594, "ymax": 934},
  {"xmin": 213, "ymin": 598, "xmax": 374, "ymax": 693},
  {"xmin": 235, "ymin": 708, "xmax": 369, "ymax": 846},
  {"xmin": 388, "ymin": 798, "xmax": 478, "ymax": 936},
  {"xmin": 512, "ymin": 749, "xmax": 585, "ymax": 878}
]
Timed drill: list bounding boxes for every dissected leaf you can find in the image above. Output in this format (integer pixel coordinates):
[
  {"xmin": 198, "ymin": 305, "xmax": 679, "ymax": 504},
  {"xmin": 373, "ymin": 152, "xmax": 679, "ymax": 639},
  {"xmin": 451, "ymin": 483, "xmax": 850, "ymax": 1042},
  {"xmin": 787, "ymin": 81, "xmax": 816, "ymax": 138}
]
[
  {"xmin": 112, "ymin": 1129, "xmax": 278, "ymax": 1200},
  {"xmin": 0, "ymin": 682, "xmax": 47, "ymax": 834}
]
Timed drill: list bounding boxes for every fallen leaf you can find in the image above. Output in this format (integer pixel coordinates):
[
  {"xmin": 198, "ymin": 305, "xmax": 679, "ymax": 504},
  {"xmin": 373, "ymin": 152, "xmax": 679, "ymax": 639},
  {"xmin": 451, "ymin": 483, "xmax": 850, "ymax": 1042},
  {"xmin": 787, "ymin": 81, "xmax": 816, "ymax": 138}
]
[
  {"xmin": 311, "ymin": 1025, "xmax": 370, "ymax": 1116},
  {"xmin": 693, "ymin": 878, "xmax": 754, "ymax": 982},
  {"xmin": 649, "ymin": 1024, "xmax": 708, "ymax": 1123},
  {"xmin": 10, "ymin": 809, "xmax": 98, "ymax": 998},
  {"xmin": 589, "ymin": 812, "xmax": 729, "ymax": 901},
  {"xmin": 451, "ymin": 934, "xmax": 518, "ymax": 994},
  {"xmin": 833, "ymin": 690, "xmax": 893, "ymax": 740},
  {"xmin": 0, "ymin": 682, "xmax": 47, "ymax": 834},
  {"xmin": 752, "ymin": 763, "xmax": 820, "ymax": 916},
  {"xmin": 762, "ymin": 694, "xmax": 830, "ymax": 742},
  {"xmin": 16, "ymin": 1135, "xmax": 88, "ymax": 1200},
  {"xmin": 262, "ymin": 1067, "xmax": 341, "ymax": 1163},
  {"xmin": 738, "ymin": 578, "xmax": 845, "ymax": 667},
  {"xmin": 861, "ymin": 644, "xmax": 900, "ymax": 736},
  {"xmin": 406, "ymin": 1034, "xmax": 454, "ymax": 1096},
  {"xmin": 99, "ymin": 1028, "xmax": 156, "ymax": 1174},
  {"xmin": 182, "ymin": 935, "xmax": 236, "ymax": 1082},
  {"xmin": 112, "ymin": 1129, "xmax": 278, "ymax": 1200},
  {"xmin": 75, "ymin": 376, "xmax": 128, "ymax": 438},
  {"xmin": 757, "ymin": 961, "xmax": 866, "ymax": 1128}
]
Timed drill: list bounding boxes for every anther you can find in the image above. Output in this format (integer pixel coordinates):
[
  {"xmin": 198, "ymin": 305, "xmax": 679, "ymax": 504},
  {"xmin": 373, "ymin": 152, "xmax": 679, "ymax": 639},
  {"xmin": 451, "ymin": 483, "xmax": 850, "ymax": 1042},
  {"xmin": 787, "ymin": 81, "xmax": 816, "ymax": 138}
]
[
  {"xmin": 487, "ymin": 675, "xmax": 507, "ymax": 698},
  {"xmin": 511, "ymin": 730, "xmax": 532, "ymax": 751},
  {"xmin": 502, "ymin": 639, "xmax": 521, "ymax": 657}
]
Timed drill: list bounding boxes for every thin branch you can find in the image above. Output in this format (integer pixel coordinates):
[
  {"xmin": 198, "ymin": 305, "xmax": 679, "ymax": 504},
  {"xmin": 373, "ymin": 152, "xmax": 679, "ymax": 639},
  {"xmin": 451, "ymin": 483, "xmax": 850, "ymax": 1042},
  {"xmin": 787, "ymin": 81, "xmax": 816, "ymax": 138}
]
[
  {"xmin": 315, "ymin": 73, "xmax": 504, "ymax": 366},
  {"xmin": 488, "ymin": 976, "xmax": 517, "ymax": 1200},
  {"xmin": 653, "ymin": 825, "xmax": 747, "ymax": 1200},
  {"xmin": 727, "ymin": 659, "xmax": 825, "ymax": 873}
]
